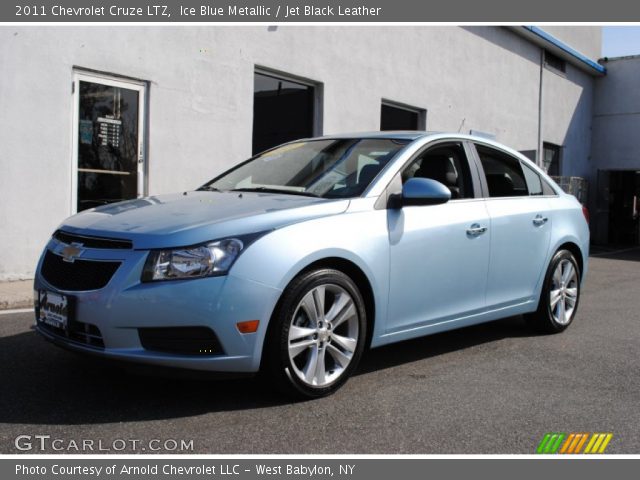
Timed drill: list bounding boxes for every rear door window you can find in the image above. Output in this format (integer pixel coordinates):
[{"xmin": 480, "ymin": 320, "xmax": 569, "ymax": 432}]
[{"xmin": 475, "ymin": 145, "xmax": 529, "ymax": 198}]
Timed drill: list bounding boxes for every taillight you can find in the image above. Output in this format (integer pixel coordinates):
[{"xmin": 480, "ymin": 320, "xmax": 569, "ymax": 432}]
[{"xmin": 582, "ymin": 205, "xmax": 590, "ymax": 224}]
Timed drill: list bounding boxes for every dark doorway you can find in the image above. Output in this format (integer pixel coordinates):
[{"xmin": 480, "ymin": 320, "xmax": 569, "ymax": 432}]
[
  {"xmin": 252, "ymin": 72, "xmax": 315, "ymax": 155},
  {"xmin": 380, "ymin": 103, "xmax": 423, "ymax": 131},
  {"xmin": 608, "ymin": 170, "xmax": 640, "ymax": 245}
]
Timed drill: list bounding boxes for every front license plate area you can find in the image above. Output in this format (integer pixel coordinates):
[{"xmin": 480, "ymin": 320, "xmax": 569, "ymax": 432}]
[{"xmin": 37, "ymin": 290, "xmax": 70, "ymax": 331}]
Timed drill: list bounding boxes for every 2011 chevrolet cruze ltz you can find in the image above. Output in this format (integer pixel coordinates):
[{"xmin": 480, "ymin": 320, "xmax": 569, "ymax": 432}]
[{"xmin": 34, "ymin": 132, "xmax": 589, "ymax": 397}]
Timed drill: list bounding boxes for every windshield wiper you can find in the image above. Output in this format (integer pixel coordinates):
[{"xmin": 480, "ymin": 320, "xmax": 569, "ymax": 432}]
[
  {"xmin": 197, "ymin": 185, "xmax": 222, "ymax": 192},
  {"xmin": 230, "ymin": 187, "xmax": 319, "ymax": 197}
]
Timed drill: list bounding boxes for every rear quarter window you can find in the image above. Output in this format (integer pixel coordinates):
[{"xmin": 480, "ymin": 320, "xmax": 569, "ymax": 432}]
[{"xmin": 521, "ymin": 162, "xmax": 544, "ymax": 196}]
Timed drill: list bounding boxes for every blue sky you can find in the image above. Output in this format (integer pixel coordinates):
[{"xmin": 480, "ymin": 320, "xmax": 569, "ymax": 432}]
[{"xmin": 602, "ymin": 26, "xmax": 640, "ymax": 58}]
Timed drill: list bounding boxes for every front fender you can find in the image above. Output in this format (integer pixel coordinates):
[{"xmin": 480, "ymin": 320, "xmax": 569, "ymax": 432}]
[{"xmin": 230, "ymin": 209, "xmax": 390, "ymax": 348}]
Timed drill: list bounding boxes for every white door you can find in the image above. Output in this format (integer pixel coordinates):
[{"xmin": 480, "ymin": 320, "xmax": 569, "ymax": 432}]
[{"xmin": 71, "ymin": 71, "xmax": 146, "ymax": 213}]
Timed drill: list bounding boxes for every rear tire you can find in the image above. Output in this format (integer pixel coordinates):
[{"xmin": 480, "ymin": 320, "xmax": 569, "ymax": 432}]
[
  {"xmin": 263, "ymin": 268, "xmax": 367, "ymax": 399},
  {"xmin": 525, "ymin": 249, "xmax": 581, "ymax": 334}
]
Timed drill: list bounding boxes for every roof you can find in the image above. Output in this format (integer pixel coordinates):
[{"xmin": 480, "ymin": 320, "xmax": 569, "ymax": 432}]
[
  {"xmin": 311, "ymin": 131, "xmax": 522, "ymax": 147},
  {"xmin": 308, "ymin": 131, "xmax": 539, "ymax": 165},
  {"xmin": 318, "ymin": 131, "xmax": 434, "ymax": 141}
]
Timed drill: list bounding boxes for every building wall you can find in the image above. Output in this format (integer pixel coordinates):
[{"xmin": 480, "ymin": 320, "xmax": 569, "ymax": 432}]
[
  {"xmin": 0, "ymin": 26, "xmax": 600, "ymax": 280},
  {"xmin": 542, "ymin": 61, "xmax": 595, "ymax": 179},
  {"xmin": 591, "ymin": 56, "xmax": 640, "ymax": 243},
  {"xmin": 540, "ymin": 26, "xmax": 602, "ymax": 60}
]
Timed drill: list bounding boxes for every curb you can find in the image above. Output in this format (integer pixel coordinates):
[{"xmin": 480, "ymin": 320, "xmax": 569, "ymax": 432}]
[
  {"xmin": 0, "ymin": 279, "xmax": 34, "ymax": 311},
  {"xmin": 0, "ymin": 299, "xmax": 33, "ymax": 311},
  {"xmin": 0, "ymin": 299, "xmax": 33, "ymax": 312}
]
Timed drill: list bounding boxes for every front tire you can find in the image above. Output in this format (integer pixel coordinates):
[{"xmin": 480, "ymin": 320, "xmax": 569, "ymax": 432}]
[
  {"xmin": 526, "ymin": 249, "xmax": 581, "ymax": 333},
  {"xmin": 263, "ymin": 268, "xmax": 367, "ymax": 399}
]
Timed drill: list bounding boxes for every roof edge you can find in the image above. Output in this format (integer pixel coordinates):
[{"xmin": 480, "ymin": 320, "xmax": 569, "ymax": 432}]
[
  {"xmin": 507, "ymin": 26, "xmax": 606, "ymax": 76},
  {"xmin": 599, "ymin": 54, "xmax": 640, "ymax": 62}
]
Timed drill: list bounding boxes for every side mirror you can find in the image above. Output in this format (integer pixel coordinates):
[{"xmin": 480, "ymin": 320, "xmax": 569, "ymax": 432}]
[{"xmin": 399, "ymin": 177, "xmax": 451, "ymax": 207}]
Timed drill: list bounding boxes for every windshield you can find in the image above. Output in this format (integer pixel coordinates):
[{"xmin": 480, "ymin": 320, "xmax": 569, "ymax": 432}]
[{"xmin": 201, "ymin": 138, "xmax": 411, "ymax": 198}]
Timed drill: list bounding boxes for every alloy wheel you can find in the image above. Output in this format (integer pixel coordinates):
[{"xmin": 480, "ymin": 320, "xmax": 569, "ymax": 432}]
[
  {"xmin": 549, "ymin": 259, "xmax": 579, "ymax": 325},
  {"xmin": 287, "ymin": 284, "xmax": 359, "ymax": 387}
]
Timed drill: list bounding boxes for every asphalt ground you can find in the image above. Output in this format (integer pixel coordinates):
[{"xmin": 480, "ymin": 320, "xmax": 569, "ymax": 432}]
[{"xmin": 1, "ymin": 248, "xmax": 639, "ymax": 454}]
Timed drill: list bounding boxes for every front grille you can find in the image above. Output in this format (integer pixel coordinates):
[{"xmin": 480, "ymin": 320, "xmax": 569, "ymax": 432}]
[
  {"xmin": 139, "ymin": 327, "xmax": 225, "ymax": 356},
  {"xmin": 41, "ymin": 250, "xmax": 121, "ymax": 291},
  {"xmin": 39, "ymin": 320, "xmax": 105, "ymax": 349},
  {"xmin": 54, "ymin": 230, "xmax": 133, "ymax": 249}
]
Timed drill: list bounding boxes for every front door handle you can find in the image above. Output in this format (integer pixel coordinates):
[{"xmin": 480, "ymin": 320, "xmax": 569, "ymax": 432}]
[
  {"xmin": 533, "ymin": 215, "xmax": 548, "ymax": 226},
  {"xmin": 467, "ymin": 223, "xmax": 488, "ymax": 236}
]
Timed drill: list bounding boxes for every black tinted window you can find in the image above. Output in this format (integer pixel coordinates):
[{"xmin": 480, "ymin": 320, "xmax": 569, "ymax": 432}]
[
  {"xmin": 253, "ymin": 73, "xmax": 315, "ymax": 155},
  {"xmin": 381, "ymin": 104, "xmax": 421, "ymax": 130},
  {"xmin": 401, "ymin": 143, "xmax": 474, "ymax": 199},
  {"xmin": 476, "ymin": 145, "xmax": 528, "ymax": 198}
]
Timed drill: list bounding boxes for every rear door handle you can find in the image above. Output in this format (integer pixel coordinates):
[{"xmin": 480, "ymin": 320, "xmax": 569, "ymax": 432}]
[
  {"xmin": 533, "ymin": 215, "xmax": 548, "ymax": 226},
  {"xmin": 467, "ymin": 223, "xmax": 488, "ymax": 236}
]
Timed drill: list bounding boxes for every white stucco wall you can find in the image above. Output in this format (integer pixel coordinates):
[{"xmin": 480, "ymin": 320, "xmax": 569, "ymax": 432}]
[
  {"xmin": 0, "ymin": 26, "xmax": 599, "ymax": 279},
  {"xmin": 540, "ymin": 26, "xmax": 602, "ymax": 61},
  {"xmin": 542, "ymin": 62, "xmax": 594, "ymax": 179}
]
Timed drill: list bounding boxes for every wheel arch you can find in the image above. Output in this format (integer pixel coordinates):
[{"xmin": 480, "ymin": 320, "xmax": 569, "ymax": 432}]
[
  {"xmin": 556, "ymin": 241, "xmax": 584, "ymax": 279},
  {"xmin": 525, "ymin": 241, "xmax": 584, "ymax": 333},
  {"xmin": 301, "ymin": 257, "xmax": 376, "ymax": 349},
  {"xmin": 531, "ymin": 238, "xmax": 586, "ymax": 311},
  {"xmin": 260, "ymin": 256, "xmax": 377, "ymax": 371}
]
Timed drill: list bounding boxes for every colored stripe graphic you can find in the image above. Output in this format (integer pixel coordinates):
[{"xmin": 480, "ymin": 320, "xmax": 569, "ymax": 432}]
[
  {"xmin": 598, "ymin": 433, "xmax": 613, "ymax": 453},
  {"xmin": 584, "ymin": 433, "xmax": 598, "ymax": 453},
  {"xmin": 537, "ymin": 433, "xmax": 552, "ymax": 454},
  {"xmin": 562, "ymin": 433, "xmax": 588, "ymax": 454},
  {"xmin": 549, "ymin": 433, "xmax": 565, "ymax": 453},
  {"xmin": 585, "ymin": 433, "xmax": 613, "ymax": 454},
  {"xmin": 559, "ymin": 433, "xmax": 575, "ymax": 454},
  {"xmin": 537, "ymin": 433, "xmax": 566, "ymax": 453},
  {"xmin": 537, "ymin": 433, "xmax": 612, "ymax": 454},
  {"xmin": 573, "ymin": 433, "xmax": 589, "ymax": 453}
]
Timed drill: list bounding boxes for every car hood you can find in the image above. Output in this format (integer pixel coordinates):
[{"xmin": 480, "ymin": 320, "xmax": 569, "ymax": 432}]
[{"xmin": 58, "ymin": 191, "xmax": 350, "ymax": 249}]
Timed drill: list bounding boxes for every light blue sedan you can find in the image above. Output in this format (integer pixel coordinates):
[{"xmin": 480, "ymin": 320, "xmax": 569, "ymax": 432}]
[{"xmin": 34, "ymin": 132, "xmax": 589, "ymax": 397}]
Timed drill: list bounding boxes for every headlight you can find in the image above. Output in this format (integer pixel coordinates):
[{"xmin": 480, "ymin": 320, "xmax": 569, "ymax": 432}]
[{"xmin": 141, "ymin": 234, "xmax": 261, "ymax": 282}]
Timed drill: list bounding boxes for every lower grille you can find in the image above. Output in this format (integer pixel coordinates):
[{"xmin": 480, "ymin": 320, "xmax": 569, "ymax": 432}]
[
  {"xmin": 41, "ymin": 250, "xmax": 120, "ymax": 291},
  {"xmin": 138, "ymin": 327, "xmax": 225, "ymax": 356},
  {"xmin": 39, "ymin": 320, "xmax": 105, "ymax": 349}
]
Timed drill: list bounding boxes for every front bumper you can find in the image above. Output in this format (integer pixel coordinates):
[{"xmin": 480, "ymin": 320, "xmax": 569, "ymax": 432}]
[{"xmin": 34, "ymin": 240, "xmax": 282, "ymax": 373}]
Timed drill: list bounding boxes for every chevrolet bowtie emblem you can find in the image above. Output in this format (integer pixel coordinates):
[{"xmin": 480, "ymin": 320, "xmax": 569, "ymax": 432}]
[{"xmin": 61, "ymin": 243, "xmax": 83, "ymax": 263}]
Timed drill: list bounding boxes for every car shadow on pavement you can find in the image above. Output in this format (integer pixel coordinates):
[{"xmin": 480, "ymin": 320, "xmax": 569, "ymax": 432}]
[
  {"xmin": 357, "ymin": 316, "xmax": 536, "ymax": 375},
  {"xmin": 0, "ymin": 329, "xmax": 285, "ymax": 426},
  {"xmin": 0, "ymin": 316, "xmax": 537, "ymax": 425}
]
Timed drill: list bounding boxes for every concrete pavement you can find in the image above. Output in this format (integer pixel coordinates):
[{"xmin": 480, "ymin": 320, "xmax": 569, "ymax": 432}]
[{"xmin": 0, "ymin": 279, "xmax": 32, "ymax": 310}]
